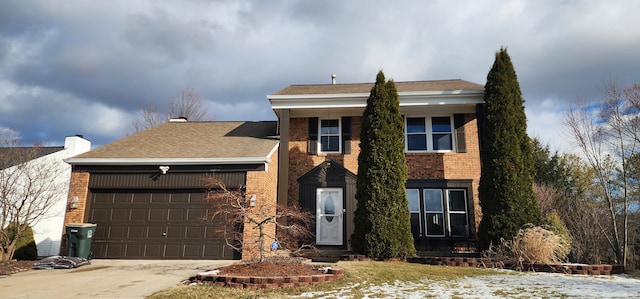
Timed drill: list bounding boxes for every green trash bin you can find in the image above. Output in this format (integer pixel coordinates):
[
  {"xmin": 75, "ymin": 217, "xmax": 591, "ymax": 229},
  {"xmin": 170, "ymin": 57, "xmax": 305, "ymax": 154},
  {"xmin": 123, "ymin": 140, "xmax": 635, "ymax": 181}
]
[{"xmin": 66, "ymin": 223, "xmax": 97, "ymax": 259}]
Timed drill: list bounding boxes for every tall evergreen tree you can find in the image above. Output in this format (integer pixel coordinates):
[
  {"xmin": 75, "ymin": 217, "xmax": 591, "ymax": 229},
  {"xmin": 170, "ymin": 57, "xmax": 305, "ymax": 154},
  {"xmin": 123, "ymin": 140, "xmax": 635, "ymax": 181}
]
[
  {"xmin": 351, "ymin": 71, "xmax": 416, "ymax": 259},
  {"xmin": 477, "ymin": 48, "xmax": 542, "ymax": 250}
]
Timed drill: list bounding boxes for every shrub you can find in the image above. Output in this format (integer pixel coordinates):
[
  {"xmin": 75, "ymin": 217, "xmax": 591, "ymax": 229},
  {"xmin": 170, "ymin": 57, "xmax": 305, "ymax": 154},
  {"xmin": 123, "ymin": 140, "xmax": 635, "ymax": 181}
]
[
  {"xmin": 510, "ymin": 224, "xmax": 570, "ymax": 265},
  {"xmin": 543, "ymin": 212, "xmax": 572, "ymax": 258},
  {"xmin": 3, "ymin": 223, "xmax": 38, "ymax": 260}
]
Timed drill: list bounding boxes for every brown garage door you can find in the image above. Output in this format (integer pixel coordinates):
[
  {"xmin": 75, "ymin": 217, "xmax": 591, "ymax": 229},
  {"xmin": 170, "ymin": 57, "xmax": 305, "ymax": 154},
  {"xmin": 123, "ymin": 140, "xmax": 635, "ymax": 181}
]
[{"xmin": 88, "ymin": 190, "xmax": 236, "ymax": 259}]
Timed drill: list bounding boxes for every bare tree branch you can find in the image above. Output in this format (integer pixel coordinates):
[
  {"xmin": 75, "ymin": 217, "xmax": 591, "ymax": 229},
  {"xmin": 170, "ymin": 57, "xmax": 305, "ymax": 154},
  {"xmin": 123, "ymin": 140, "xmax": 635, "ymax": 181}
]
[
  {"xmin": 128, "ymin": 85, "xmax": 213, "ymax": 135},
  {"xmin": 0, "ymin": 129, "xmax": 68, "ymax": 261}
]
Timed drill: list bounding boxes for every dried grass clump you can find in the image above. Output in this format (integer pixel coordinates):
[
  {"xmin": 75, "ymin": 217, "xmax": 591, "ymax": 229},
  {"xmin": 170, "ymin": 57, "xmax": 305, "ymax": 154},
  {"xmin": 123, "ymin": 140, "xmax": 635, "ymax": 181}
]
[{"xmin": 511, "ymin": 224, "xmax": 570, "ymax": 265}]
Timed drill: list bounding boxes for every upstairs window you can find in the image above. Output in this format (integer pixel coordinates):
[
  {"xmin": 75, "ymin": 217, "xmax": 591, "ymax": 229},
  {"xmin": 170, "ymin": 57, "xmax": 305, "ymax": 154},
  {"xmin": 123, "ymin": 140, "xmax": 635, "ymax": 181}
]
[
  {"xmin": 319, "ymin": 119, "xmax": 340, "ymax": 153},
  {"xmin": 405, "ymin": 116, "xmax": 453, "ymax": 152}
]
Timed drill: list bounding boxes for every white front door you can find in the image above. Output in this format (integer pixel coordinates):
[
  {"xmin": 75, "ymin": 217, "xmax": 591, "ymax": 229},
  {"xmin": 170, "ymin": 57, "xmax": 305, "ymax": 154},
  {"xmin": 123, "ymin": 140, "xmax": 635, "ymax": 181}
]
[{"xmin": 316, "ymin": 188, "xmax": 343, "ymax": 245}]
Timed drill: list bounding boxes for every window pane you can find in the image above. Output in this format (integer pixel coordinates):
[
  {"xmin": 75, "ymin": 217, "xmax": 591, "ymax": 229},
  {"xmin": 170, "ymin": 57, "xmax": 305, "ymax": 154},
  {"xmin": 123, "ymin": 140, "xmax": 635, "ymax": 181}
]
[
  {"xmin": 410, "ymin": 214, "xmax": 421, "ymax": 239},
  {"xmin": 423, "ymin": 189, "xmax": 443, "ymax": 212},
  {"xmin": 449, "ymin": 214, "xmax": 468, "ymax": 237},
  {"xmin": 448, "ymin": 190, "xmax": 466, "ymax": 212},
  {"xmin": 431, "ymin": 117, "xmax": 451, "ymax": 132},
  {"xmin": 321, "ymin": 136, "xmax": 340, "ymax": 152},
  {"xmin": 406, "ymin": 118, "xmax": 426, "ymax": 133},
  {"xmin": 407, "ymin": 189, "xmax": 420, "ymax": 212},
  {"xmin": 407, "ymin": 134, "xmax": 427, "ymax": 151},
  {"xmin": 320, "ymin": 120, "xmax": 339, "ymax": 134},
  {"xmin": 432, "ymin": 134, "xmax": 452, "ymax": 150},
  {"xmin": 426, "ymin": 213, "xmax": 445, "ymax": 236}
]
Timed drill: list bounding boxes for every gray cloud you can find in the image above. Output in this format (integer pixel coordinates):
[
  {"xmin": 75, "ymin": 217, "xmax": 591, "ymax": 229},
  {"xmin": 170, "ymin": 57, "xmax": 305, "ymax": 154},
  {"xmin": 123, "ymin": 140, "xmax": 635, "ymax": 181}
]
[{"xmin": 1, "ymin": 0, "xmax": 639, "ymax": 151}]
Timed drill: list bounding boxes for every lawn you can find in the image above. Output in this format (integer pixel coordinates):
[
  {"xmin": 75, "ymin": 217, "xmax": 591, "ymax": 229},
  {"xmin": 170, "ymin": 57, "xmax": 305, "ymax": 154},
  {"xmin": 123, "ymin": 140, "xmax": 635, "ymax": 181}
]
[{"xmin": 148, "ymin": 261, "xmax": 501, "ymax": 299}]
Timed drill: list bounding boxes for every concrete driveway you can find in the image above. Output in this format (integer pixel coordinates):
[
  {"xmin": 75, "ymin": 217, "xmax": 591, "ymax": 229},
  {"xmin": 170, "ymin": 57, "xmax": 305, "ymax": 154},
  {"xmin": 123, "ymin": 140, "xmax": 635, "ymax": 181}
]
[{"xmin": 0, "ymin": 259, "xmax": 235, "ymax": 298}]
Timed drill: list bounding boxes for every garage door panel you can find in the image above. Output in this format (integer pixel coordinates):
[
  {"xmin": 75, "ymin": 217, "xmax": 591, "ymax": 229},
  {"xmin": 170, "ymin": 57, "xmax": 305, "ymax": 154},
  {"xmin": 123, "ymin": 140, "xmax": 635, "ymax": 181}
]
[
  {"xmin": 128, "ymin": 226, "xmax": 145, "ymax": 238},
  {"xmin": 89, "ymin": 191, "xmax": 235, "ymax": 259},
  {"xmin": 164, "ymin": 245, "xmax": 181, "ymax": 257},
  {"xmin": 113, "ymin": 193, "xmax": 132, "ymax": 203},
  {"xmin": 187, "ymin": 209, "xmax": 204, "ymax": 221},
  {"xmin": 170, "ymin": 193, "xmax": 188, "ymax": 203},
  {"xmin": 148, "ymin": 209, "xmax": 166, "ymax": 221},
  {"xmin": 94, "ymin": 193, "xmax": 113, "ymax": 203},
  {"xmin": 130, "ymin": 208, "xmax": 146, "ymax": 220},
  {"xmin": 132, "ymin": 193, "xmax": 150, "ymax": 203},
  {"xmin": 92, "ymin": 209, "xmax": 108, "ymax": 221},
  {"xmin": 108, "ymin": 227, "xmax": 126, "ymax": 238},
  {"xmin": 125, "ymin": 244, "xmax": 143, "ymax": 256},
  {"xmin": 166, "ymin": 226, "xmax": 183, "ymax": 239},
  {"xmin": 147, "ymin": 226, "xmax": 164, "ymax": 239},
  {"xmin": 111, "ymin": 208, "xmax": 128, "ymax": 221},
  {"xmin": 151, "ymin": 193, "xmax": 169, "ymax": 203},
  {"xmin": 183, "ymin": 245, "xmax": 201, "ymax": 258},
  {"xmin": 186, "ymin": 227, "xmax": 202, "ymax": 239},
  {"xmin": 106, "ymin": 244, "xmax": 123, "ymax": 257},
  {"xmin": 144, "ymin": 244, "xmax": 162, "ymax": 256}
]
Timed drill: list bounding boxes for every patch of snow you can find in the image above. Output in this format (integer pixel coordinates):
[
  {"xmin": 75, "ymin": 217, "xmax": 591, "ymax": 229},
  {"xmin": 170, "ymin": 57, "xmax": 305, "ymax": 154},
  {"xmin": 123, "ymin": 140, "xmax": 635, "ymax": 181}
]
[
  {"xmin": 197, "ymin": 270, "xmax": 220, "ymax": 276},
  {"xmin": 292, "ymin": 270, "xmax": 640, "ymax": 298}
]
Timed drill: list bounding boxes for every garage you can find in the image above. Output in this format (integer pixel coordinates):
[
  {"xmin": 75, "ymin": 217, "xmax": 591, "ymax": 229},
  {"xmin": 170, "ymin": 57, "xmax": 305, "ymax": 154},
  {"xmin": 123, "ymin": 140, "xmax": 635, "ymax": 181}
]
[
  {"xmin": 81, "ymin": 170, "xmax": 247, "ymax": 260},
  {"xmin": 88, "ymin": 190, "xmax": 234, "ymax": 259},
  {"xmin": 63, "ymin": 121, "xmax": 280, "ymax": 260}
]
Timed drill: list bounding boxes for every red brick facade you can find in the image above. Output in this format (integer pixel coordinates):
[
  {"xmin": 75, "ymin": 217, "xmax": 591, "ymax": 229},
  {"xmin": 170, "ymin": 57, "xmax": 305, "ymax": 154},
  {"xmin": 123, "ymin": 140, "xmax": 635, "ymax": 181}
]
[
  {"xmin": 63, "ymin": 171, "xmax": 90, "ymax": 225},
  {"xmin": 242, "ymin": 147, "xmax": 280, "ymax": 260},
  {"xmin": 286, "ymin": 113, "xmax": 482, "ymax": 232}
]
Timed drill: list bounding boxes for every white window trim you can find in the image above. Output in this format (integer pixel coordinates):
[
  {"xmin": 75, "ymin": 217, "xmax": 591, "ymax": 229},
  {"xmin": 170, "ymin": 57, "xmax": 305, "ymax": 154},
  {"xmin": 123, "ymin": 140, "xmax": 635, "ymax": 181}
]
[
  {"xmin": 404, "ymin": 115, "xmax": 455, "ymax": 153},
  {"xmin": 318, "ymin": 118, "xmax": 341, "ymax": 153}
]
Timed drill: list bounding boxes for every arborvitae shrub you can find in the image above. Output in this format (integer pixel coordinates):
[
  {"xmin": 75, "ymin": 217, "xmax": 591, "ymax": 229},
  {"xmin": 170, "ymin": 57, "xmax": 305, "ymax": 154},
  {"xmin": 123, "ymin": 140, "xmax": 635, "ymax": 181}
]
[{"xmin": 4, "ymin": 223, "xmax": 38, "ymax": 260}]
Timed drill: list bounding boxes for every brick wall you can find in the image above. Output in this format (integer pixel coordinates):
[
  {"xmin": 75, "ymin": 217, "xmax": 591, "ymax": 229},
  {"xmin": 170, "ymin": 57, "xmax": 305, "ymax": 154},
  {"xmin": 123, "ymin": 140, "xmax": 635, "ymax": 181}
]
[
  {"xmin": 287, "ymin": 117, "xmax": 361, "ymax": 206},
  {"xmin": 60, "ymin": 170, "xmax": 90, "ymax": 253},
  {"xmin": 287, "ymin": 114, "xmax": 482, "ymax": 231},
  {"xmin": 243, "ymin": 146, "xmax": 279, "ymax": 260},
  {"xmin": 443, "ymin": 114, "xmax": 482, "ymax": 231}
]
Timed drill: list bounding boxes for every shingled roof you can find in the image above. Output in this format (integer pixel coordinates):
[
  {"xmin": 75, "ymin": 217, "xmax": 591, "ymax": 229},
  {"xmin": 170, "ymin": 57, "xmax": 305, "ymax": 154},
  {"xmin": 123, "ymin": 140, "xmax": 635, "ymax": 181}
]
[
  {"xmin": 0, "ymin": 146, "xmax": 65, "ymax": 169},
  {"xmin": 272, "ymin": 79, "xmax": 484, "ymax": 95},
  {"xmin": 67, "ymin": 121, "xmax": 279, "ymax": 165}
]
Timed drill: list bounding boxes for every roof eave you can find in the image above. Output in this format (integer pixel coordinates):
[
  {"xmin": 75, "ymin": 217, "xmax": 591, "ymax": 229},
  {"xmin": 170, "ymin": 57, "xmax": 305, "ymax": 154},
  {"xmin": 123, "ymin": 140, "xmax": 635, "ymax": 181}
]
[
  {"xmin": 268, "ymin": 90, "xmax": 484, "ymax": 110},
  {"xmin": 65, "ymin": 157, "xmax": 272, "ymax": 166}
]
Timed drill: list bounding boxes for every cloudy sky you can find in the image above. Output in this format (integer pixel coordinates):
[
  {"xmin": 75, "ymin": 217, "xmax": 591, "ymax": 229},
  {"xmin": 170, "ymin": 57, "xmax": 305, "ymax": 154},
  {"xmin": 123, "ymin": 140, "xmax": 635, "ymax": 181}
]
[{"xmin": 1, "ymin": 0, "xmax": 639, "ymax": 152}]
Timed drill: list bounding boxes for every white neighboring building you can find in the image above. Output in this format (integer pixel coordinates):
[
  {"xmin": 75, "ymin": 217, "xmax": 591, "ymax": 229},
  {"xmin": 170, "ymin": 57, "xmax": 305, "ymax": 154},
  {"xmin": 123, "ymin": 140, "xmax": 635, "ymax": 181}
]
[{"xmin": 12, "ymin": 136, "xmax": 91, "ymax": 257}]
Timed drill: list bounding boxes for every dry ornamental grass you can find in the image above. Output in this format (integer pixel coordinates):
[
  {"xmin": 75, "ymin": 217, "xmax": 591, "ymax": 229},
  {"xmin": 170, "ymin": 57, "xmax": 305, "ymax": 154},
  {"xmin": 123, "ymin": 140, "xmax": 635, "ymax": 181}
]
[{"xmin": 510, "ymin": 224, "xmax": 570, "ymax": 265}]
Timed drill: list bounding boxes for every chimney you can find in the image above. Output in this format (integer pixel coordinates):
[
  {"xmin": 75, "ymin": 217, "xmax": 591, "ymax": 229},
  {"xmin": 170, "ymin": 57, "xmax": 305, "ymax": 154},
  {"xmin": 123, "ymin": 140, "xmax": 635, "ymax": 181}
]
[
  {"xmin": 331, "ymin": 74, "xmax": 336, "ymax": 85},
  {"xmin": 169, "ymin": 117, "xmax": 188, "ymax": 122}
]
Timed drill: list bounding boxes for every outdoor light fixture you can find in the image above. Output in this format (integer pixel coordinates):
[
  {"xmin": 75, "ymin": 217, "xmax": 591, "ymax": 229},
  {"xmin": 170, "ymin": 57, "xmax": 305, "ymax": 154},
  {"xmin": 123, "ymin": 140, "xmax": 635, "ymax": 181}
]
[
  {"xmin": 159, "ymin": 166, "xmax": 170, "ymax": 174},
  {"xmin": 69, "ymin": 196, "xmax": 79, "ymax": 209},
  {"xmin": 249, "ymin": 194, "xmax": 257, "ymax": 207}
]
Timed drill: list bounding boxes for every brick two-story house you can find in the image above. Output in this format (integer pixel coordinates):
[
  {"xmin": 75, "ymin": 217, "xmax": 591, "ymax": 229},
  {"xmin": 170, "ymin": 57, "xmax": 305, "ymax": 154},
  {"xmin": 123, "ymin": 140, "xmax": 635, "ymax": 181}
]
[{"xmin": 268, "ymin": 79, "xmax": 484, "ymax": 252}]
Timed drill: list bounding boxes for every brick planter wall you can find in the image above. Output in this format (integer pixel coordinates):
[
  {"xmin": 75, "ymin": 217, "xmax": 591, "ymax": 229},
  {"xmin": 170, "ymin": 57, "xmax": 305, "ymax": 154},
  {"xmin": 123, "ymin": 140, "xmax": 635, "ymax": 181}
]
[
  {"xmin": 407, "ymin": 256, "xmax": 622, "ymax": 276},
  {"xmin": 190, "ymin": 267, "xmax": 345, "ymax": 289}
]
